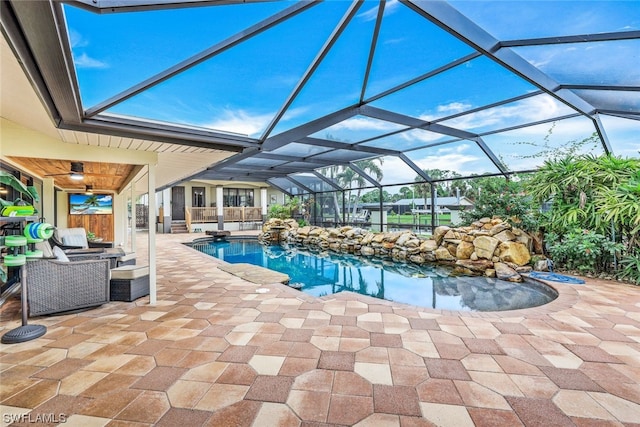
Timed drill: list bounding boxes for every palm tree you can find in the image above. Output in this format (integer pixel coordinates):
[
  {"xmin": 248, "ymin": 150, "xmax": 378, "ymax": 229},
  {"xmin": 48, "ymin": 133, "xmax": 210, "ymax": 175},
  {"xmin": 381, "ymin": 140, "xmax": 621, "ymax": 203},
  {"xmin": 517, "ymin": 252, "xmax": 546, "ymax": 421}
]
[
  {"xmin": 336, "ymin": 167, "xmax": 358, "ymax": 217},
  {"xmin": 319, "ymin": 164, "xmax": 345, "ymax": 223},
  {"xmin": 348, "ymin": 158, "xmax": 383, "ymax": 219},
  {"xmin": 76, "ymin": 194, "xmax": 100, "ymax": 213}
]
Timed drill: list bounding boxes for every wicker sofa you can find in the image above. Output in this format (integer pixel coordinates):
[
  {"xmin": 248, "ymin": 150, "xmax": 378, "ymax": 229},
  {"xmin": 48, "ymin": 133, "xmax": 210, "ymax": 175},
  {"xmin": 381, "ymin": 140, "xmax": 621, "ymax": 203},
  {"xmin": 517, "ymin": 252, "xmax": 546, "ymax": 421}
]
[{"xmin": 25, "ymin": 257, "xmax": 110, "ymax": 317}]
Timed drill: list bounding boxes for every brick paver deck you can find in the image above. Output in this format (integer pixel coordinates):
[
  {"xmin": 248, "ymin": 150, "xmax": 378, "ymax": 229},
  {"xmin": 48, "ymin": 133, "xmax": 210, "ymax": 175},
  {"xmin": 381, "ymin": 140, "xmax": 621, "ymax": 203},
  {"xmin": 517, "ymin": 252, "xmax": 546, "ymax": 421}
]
[{"xmin": 1, "ymin": 232, "xmax": 639, "ymax": 426}]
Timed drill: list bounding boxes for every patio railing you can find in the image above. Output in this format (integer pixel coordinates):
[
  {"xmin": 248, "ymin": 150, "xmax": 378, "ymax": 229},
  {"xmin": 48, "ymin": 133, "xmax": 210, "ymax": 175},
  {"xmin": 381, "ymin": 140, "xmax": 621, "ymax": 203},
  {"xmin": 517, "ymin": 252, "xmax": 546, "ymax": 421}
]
[{"xmin": 189, "ymin": 207, "xmax": 262, "ymax": 223}]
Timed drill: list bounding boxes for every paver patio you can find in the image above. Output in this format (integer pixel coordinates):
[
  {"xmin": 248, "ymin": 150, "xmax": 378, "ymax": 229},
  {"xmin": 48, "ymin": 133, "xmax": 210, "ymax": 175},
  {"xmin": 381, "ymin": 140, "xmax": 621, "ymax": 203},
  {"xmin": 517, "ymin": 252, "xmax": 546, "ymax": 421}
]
[{"xmin": 1, "ymin": 232, "xmax": 639, "ymax": 426}]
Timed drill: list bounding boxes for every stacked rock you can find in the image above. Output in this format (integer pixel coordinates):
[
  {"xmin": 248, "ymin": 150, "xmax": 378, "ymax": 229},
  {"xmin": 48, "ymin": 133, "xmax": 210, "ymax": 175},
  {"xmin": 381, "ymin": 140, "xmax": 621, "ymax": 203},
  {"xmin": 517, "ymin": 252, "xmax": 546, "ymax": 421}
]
[{"xmin": 259, "ymin": 217, "xmax": 540, "ymax": 282}]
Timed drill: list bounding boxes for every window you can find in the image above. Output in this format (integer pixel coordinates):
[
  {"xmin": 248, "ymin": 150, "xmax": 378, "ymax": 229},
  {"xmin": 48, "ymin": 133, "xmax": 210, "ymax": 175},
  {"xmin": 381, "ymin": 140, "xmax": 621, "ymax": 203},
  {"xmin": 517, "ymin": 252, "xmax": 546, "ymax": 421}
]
[
  {"xmin": 192, "ymin": 187, "xmax": 205, "ymax": 207},
  {"xmin": 223, "ymin": 188, "xmax": 254, "ymax": 207}
]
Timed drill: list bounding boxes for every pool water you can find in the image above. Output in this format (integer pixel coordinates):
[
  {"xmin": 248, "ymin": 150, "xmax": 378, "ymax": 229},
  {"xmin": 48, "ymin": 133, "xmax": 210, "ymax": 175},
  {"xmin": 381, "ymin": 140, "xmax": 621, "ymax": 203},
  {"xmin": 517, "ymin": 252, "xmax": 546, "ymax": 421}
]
[{"xmin": 188, "ymin": 239, "xmax": 557, "ymax": 312}]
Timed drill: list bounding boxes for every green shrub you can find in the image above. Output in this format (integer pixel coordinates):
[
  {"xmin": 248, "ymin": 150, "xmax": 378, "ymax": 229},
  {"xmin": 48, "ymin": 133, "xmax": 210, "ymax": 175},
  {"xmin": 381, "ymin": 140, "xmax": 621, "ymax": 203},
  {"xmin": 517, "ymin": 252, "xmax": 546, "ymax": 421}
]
[
  {"xmin": 461, "ymin": 177, "xmax": 539, "ymax": 232},
  {"xmin": 268, "ymin": 196, "xmax": 301, "ymax": 220},
  {"xmin": 617, "ymin": 254, "xmax": 640, "ymax": 285},
  {"xmin": 268, "ymin": 204, "xmax": 290, "ymax": 220},
  {"xmin": 545, "ymin": 229, "xmax": 623, "ymax": 273}
]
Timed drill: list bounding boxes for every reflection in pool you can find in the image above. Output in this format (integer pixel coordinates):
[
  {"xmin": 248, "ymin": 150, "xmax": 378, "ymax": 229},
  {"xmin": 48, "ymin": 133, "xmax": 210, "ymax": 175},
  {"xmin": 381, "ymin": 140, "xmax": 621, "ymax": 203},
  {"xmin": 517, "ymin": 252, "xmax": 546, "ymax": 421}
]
[{"xmin": 188, "ymin": 239, "xmax": 557, "ymax": 312}]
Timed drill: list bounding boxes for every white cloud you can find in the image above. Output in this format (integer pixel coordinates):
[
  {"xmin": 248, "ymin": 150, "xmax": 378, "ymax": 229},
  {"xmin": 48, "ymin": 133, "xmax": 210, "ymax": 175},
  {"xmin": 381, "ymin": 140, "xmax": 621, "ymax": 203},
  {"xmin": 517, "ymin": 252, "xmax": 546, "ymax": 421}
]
[
  {"xmin": 438, "ymin": 95, "xmax": 574, "ymax": 131},
  {"xmin": 68, "ymin": 29, "xmax": 108, "ymax": 69},
  {"xmin": 380, "ymin": 143, "xmax": 487, "ymax": 185},
  {"xmin": 436, "ymin": 102, "xmax": 472, "ymax": 114},
  {"xmin": 332, "ymin": 116, "xmax": 403, "ymax": 132},
  {"xmin": 399, "ymin": 128, "xmax": 445, "ymax": 144},
  {"xmin": 357, "ymin": 0, "xmax": 400, "ymax": 22},
  {"xmin": 74, "ymin": 52, "xmax": 108, "ymax": 69},
  {"xmin": 203, "ymin": 109, "xmax": 274, "ymax": 137},
  {"xmin": 67, "ymin": 29, "xmax": 88, "ymax": 49},
  {"xmin": 97, "ymin": 195, "xmax": 112, "ymax": 203}
]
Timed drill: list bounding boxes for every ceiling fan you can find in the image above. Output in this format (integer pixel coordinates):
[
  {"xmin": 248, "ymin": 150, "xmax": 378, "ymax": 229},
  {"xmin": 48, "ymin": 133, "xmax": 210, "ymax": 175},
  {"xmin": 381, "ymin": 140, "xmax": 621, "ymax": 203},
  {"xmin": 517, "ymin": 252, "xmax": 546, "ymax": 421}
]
[
  {"xmin": 44, "ymin": 162, "xmax": 86, "ymax": 180},
  {"xmin": 45, "ymin": 162, "xmax": 107, "ymax": 181}
]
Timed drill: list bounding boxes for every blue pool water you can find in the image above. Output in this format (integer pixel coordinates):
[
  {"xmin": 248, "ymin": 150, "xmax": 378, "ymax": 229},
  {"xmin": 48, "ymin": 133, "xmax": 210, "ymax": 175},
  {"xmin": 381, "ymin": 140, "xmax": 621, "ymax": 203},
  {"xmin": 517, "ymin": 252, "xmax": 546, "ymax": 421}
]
[{"xmin": 188, "ymin": 239, "xmax": 557, "ymax": 312}]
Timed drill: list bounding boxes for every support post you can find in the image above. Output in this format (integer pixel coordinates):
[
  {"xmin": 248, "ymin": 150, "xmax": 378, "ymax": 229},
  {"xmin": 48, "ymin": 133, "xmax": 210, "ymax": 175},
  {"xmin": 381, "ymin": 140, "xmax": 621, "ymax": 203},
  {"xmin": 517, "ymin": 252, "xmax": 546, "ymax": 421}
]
[
  {"xmin": 430, "ymin": 184, "xmax": 436, "ymax": 234},
  {"xmin": 342, "ymin": 191, "xmax": 346, "ymax": 225},
  {"xmin": 130, "ymin": 183, "xmax": 136, "ymax": 253},
  {"xmin": 147, "ymin": 164, "xmax": 157, "ymax": 305},
  {"xmin": 379, "ymin": 187, "xmax": 383, "ymax": 232},
  {"xmin": 261, "ymin": 187, "xmax": 268, "ymax": 222},
  {"xmin": 42, "ymin": 178, "xmax": 55, "ymax": 224},
  {"xmin": 216, "ymin": 186, "xmax": 224, "ymax": 230}
]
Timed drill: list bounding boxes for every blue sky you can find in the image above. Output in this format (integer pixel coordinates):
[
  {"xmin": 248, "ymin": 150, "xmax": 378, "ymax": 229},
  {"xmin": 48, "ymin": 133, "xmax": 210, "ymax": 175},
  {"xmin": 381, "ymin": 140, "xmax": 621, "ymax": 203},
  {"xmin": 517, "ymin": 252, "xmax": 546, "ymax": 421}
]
[{"xmin": 63, "ymin": 1, "xmax": 639, "ymax": 185}]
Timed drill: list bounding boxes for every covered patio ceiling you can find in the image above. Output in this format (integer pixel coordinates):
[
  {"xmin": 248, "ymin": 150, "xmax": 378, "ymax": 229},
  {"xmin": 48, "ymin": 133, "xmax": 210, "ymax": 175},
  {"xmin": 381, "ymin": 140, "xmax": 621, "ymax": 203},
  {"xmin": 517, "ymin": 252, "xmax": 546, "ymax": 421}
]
[{"xmin": 2, "ymin": 0, "xmax": 638, "ymax": 195}]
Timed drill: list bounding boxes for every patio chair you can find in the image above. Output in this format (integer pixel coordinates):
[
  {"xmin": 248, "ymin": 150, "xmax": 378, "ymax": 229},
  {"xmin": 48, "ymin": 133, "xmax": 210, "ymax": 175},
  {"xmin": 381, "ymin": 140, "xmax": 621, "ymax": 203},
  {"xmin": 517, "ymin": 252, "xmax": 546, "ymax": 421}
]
[
  {"xmin": 353, "ymin": 209, "xmax": 370, "ymax": 223},
  {"xmin": 54, "ymin": 227, "xmax": 99, "ymax": 249},
  {"xmin": 25, "ymin": 253, "xmax": 110, "ymax": 316}
]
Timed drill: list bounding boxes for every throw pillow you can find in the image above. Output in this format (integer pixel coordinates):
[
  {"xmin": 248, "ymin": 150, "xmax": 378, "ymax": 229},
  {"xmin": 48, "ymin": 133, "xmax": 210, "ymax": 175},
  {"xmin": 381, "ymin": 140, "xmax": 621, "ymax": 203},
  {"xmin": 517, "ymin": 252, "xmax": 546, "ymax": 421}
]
[
  {"xmin": 52, "ymin": 245, "xmax": 70, "ymax": 262},
  {"xmin": 35, "ymin": 240, "xmax": 55, "ymax": 258},
  {"xmin": 62, "ymin": 234, "xmax": 87, "ymax": 248}
]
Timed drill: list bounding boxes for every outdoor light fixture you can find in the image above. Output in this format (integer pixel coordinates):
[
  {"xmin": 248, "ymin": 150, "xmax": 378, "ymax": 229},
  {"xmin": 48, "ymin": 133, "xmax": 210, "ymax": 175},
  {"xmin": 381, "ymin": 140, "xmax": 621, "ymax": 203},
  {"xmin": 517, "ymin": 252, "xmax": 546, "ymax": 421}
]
[
  {"xmin": 70, "ymin": 162, "xmax": 84, "ymax": 180},
  {"xmin": 0, "ymin": 186, "xmax": 7, "ymax": 194}
]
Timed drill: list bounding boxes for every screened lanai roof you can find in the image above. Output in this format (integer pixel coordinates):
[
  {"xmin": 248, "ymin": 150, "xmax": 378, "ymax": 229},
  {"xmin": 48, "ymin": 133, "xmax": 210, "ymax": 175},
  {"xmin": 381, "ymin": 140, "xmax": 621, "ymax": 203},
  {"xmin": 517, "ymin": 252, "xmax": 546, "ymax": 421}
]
[{"xmin": 2, "ymin": 0, "xmax": 638, "ymax": 195}]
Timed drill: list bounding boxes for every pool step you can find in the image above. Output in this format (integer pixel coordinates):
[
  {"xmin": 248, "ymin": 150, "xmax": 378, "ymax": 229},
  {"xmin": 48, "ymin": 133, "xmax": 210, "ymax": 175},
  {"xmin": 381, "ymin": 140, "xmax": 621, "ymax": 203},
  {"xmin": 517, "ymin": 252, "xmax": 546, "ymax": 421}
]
[{"xmin": 217, "ymin": 263, "xmax": 290, "ymax": 286}]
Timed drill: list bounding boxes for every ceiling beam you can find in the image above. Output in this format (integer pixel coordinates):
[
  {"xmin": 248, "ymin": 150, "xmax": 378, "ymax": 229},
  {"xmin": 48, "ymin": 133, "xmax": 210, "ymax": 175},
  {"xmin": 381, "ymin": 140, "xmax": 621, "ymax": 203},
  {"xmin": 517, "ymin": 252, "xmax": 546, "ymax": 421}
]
[
  {"xmin": 65, "ymin": 119, "xmax": 252, "ymax": 151},
  {"xmin": 203, "ymin": 147, "xmax": 261, "ymax": 173},
  {"xmin": 398, "ymin": 153, "xmax": 432, "ymax": 183},
  {"xmin": 68, "ymin": 0, "xmax": 276, "ymax": 14},
  {"xmin": 430, "ymin": 91, "xmax": 543, "ymax": 124},
  {"xmin": 312, "ymin": 170, "xmax": 343, "ymax": 191},
  {"xmin": 500, "ymin": 30, "xmax": 640, "ymax": 47},
  {"xmin": 597, "ymin": 111, "xmax": 640, "ymax": 122},
  {"xmin": 359, "ymin": 0, "xmax": 385, "ymax": 104},
  {"xmin": 348, "ymin": 162, "xmax": 381, "ymax": 188},
  {"xmin": 476, "ymin": 113, "xmax": 582, "ymax": 137},
  {"xmin": 299, "ymin": 137, "xmax": 401, "ymax": 156},
  {"xmin": 285, "ymin": 176, "xmax": 314, "ymax": 194},
  {"xmin": 361, "ymin": 105, "xmax": 479, "ymax": 140},
  {"xmin": 364, "ymin": 51, "xmax": 482, "ymax": 104},
  {"xmin": 263, "ymin": 105, "xmax": 361, "ymax": 151},
  {"xmin": 256, "ymin": 152, "xmax": 328, "ymax": 165},
  {"xmin": 473, "ymin": 137, "xmax": 508, "ymax": 176},
  {"xmin": 560, "ymin": 85, "xmax": 640, "ymax": 92},
  {"xmin": 593, "ymin": 114, "xmax": 613, "ymax": 154},
  {"xmin": 266, "ymin": 178, "xmax": 293, "ymax": 196}
]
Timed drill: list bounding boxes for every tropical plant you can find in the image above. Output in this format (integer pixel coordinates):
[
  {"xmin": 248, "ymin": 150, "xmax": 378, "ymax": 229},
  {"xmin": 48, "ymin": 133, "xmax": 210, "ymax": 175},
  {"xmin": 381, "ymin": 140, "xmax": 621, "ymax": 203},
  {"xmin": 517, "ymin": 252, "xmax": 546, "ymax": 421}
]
[
  {"xmin": 596, "ymin": 169, "xmax": 640, "ymax": 251},
  {"xmin": 545, "ymin": 229, "xmax": 623, "ymax": 273},
  {"xmin": 459, "ymin": 175, "xmax": 539, "ymax": 231},
  {"xmin": 338, "ymin": 158, "xmax": 383, "ymax": 220},
  {"xmin": 527, "ymin": 154, "xmax": 639, "ymax": 237},
  {"xmin": 527, "ymin": 154, "xmax": 640, "ymax": 279},
  {"xmin": 268, "ymin": 196, "xmax": 301, "ymax": 220},
  {"xmin": 617, "ymin": 254, "xmax": 640, "ymax": 285}
]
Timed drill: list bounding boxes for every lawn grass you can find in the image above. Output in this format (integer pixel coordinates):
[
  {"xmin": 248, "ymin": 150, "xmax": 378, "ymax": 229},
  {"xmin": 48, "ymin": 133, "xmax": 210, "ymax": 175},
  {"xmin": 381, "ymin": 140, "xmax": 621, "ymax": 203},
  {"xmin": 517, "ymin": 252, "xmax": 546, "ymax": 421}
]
[{"xmin": 387, "ymin": 213, "xmax": 451, "ymax": 226}]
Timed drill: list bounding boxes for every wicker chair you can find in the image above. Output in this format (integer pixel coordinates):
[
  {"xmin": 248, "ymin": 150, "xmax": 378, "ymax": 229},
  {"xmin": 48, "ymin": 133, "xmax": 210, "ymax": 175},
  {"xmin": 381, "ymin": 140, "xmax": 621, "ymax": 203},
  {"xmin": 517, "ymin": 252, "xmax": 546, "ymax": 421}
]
[{"xmin": 25, "ymin": 258, "xmax": 110, "ymax": 317}]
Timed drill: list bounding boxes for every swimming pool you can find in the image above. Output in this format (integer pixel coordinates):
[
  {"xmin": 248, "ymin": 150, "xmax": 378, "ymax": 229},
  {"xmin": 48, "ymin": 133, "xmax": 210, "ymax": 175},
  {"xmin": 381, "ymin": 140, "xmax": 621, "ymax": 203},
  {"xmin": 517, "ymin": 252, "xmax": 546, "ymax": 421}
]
[{"xmin": 188, "ymin": 238, "xmax": 557, "ymax": 312}]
